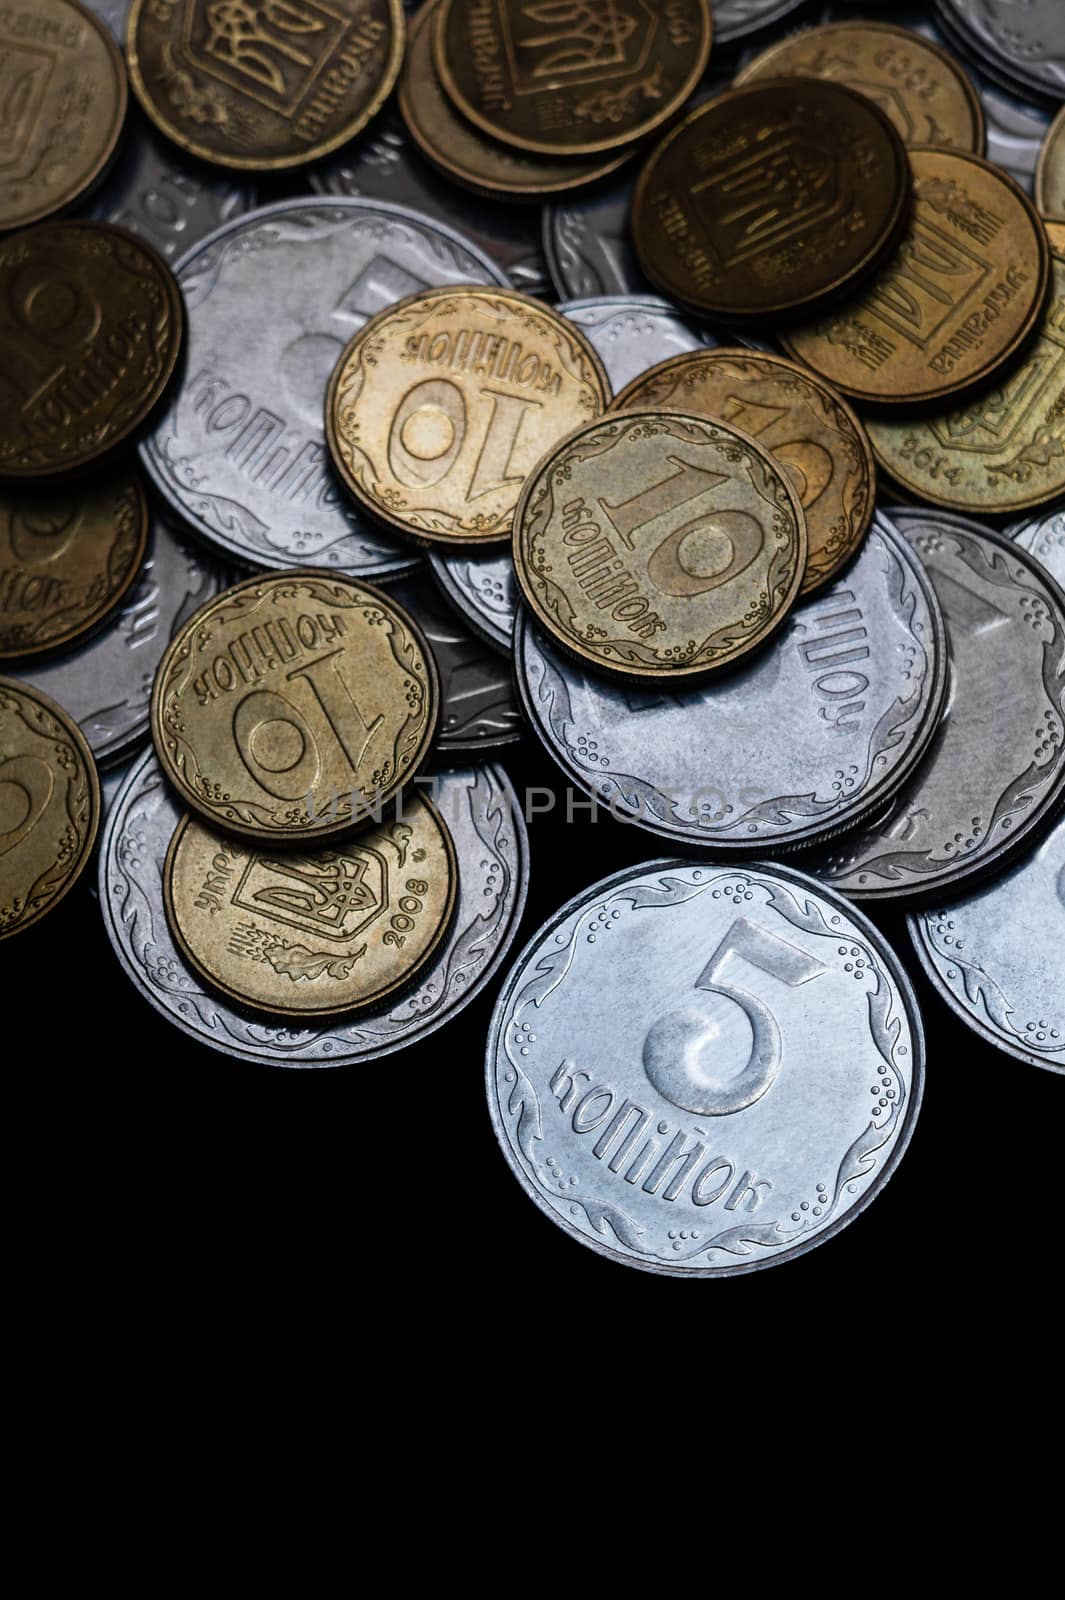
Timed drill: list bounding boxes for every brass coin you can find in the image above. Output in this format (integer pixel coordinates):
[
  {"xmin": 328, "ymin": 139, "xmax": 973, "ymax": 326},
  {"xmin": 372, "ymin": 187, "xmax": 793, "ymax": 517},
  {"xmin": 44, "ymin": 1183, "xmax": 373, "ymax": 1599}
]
[
  {"xmin": 0, "ymin": 676, "xmax": 99, "ymax": 939},
  {"xmin": 127, "ymin": 0, "xmax": 404, "ymax": 172},
  {"xmin": 1046, "ymin": 219, "xmax": 1065, "ymax": 255},
  {"xmin": 631, "ymin": 79, "xmax": 910, "ymax": 322},
  {"xmin": 434, "ymin": 0, "xmax": 712, "ymax": 158},
  {"xmin": 782, "ymin": 147, "xmax": 1051, "ymax": 408},
  {"xmin": 399, "ymin": 0, "xmax": 630, "ymax": 199},
  {"xmin": 0, "ymin": 221, "xmax": 184, "ymax": 479},
  {"xmin": 1036, "ymin": 105, "xmax": 1065, "ymax": 221},
  {"xmin": 326, "ymin": 286, "xmax": 610, "ymax": 548},
  {"xmin": 611, "ymin": 349, "xmax": 875, "ymax": 596},
  {"xmin": 735, "ymin": 21, "xmax": 985, "ymax": 153},
  {"xmin": 162, "ymin": 793, "xmax": 457, "ymax": 1018},
  {"xmin": 0, "ymin": 0, "xmax": 128, "ymax": 232},
  {"xmin": 0, "ymin": 472, "xmax": 148, "ymax": 660},
  {"xmin": 866, "ymin": 250, "xmax": 1065, "ymax": 517},
  {"xmin": 511, "ymin": 410, "xmax": 807, "ymax": 681},
  {"xmin": 150, "ymin": 570, "xmax": 439, "ymax": 843}
]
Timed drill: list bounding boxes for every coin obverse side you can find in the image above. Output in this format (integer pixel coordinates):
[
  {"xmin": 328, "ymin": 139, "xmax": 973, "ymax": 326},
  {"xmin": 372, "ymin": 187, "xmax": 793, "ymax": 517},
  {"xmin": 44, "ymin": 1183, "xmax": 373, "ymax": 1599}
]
[
  {"xmin": 0, "ymin": 0, "xmax": 127, "ymax": 233},
  {"xmin": 783, "ymin": 147, "xmax": 1051, "ymax": 408},
  {"xmin": 1010, "ymin": 510, "xmax": 1065, "ymax": 587},
  {"xmin": 0, "ymin": 222, "xmax": 184, "ymax": 479},
  {"xmin": 151, "ymin": 572, "xmax": 438, "ymax": 843},
  {"xmin": 909, "ymin": 815, "xmax": 1064, "ymax": 1075},
  {"xmin": 513, "ymin": 411, "xmax": 807, "ymax": 681},
  {"xmin": 435, "ymin": 0, "xmax": 713, "ymax": 158},
  {"xmin": 163, "ymin": 793, "xmax": 457, "ymax": 1018},
  {"xmin": 127, "ymin": 0, "xmax": 405, "ymax": 171},
  {"xmin": 101, "ymin": 748, "xmax": 530, "ymax": 1065},
  {"xmin": 1037, "ymin": 105, "xmax": 1065, "ymax": 219},
  {"xmin": 327, "ymin": 287, "xmax": 610, "ymax": 547},
  {"xmin": 0, "ymin": 474, "xmax": 148, "ymax": 661},
  {"xmin": 631, "ymin": 79, "xmax": 911, "ymax": 321},
  {"xmin": 865, "ymin": 250, "xmax": 1065, "ymax": 516},
  {"xmin": 612, "ymin": 349, "xmax": 875, "ymax": 597},
  {"xmin": 486, "ymin": 857, "xmax": 924, "ymax": 1277},
  {"xmin": 811, "ymin": 512, "xmax": 1065, "ymax": 901},
  {"xmin": 0, "ymin": 677, "xmax": 100, "ymax": 939},
  {"xmin": 735, "ymin": 21, "xmax": 985, "ymax": 153}
]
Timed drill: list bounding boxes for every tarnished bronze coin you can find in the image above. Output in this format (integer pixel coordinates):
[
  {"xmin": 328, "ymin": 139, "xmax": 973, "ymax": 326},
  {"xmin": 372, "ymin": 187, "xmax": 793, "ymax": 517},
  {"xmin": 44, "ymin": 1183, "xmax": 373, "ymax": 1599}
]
[
  {"xmin": 735, "ymin": 21, "xmax": 984, "ymax": 153},
  {"xmin": 127, "ymin": 0, "xmax": 404, "ymax": 172},
  {"xmin": 0, "ymin": 221, "xmax": 184, "ymax": 479},
  {"xmin": 631, "ymin": 78, "xmax": 910, "ymax": 322},
  {"xmin": 0, "ymin": 0, "xmax": 128, "ymax": 232},
  {"xmin": 151, "ymin": 571, "xmax": 439, "ymax": 843},
  {"xmin": 0, "ymin": 676, "xmax": 99, "ymax": 939},
  {"xmin": 512, "ymin": 410, "xmax": 807, "ymax": 681},
  {"xmin": 400, "ymin": 0, "xmax": 629, "ymax": 198},
  {"xmin": 866, "ymin": 249, "xmax": 1065, "ymax": 517},
  {"xmin": 611, "ymin": 350, "xmax": 875, "ymax": 596},
  {"xmin": 434, "ymin": 0, "xmax": 712, "ymax": 158},
  {"xmin": 0, "ymin": 472, "xmax": 148, "ymax": 660},
  {"xmin": 163, "ymin": 793, "xmax": 457, "ymax": 1017},
  {"xmin": 783, "ymin": 147, "xmax": 1051, "ymax": 407},
  {"xmin": 326, "ymin": 286, "xmax": 609, "ymax": 547},
  {"xmin": 1036, "ymin": 105, "xmax": 1065, "ymax": 221}
]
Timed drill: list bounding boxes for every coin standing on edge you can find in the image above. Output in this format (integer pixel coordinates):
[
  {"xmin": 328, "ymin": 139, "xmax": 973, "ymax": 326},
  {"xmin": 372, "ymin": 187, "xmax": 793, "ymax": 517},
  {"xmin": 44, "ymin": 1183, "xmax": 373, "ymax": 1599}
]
[
  {"xmin": 151, "ymin": 572, "xmax": 439, "ymax": 843},
  {"xmin": 327, "ymin": 287, "xmax": 609, "ymax": 547},
  {"xmin": 0, "ymin": 677, "xmax": 100, "ymax": 939},
  {"xmin": 0, "ymin": 474, "xmax": 148, "ymax": 661},
  {"xmin": 513, "ymin": 411, "xmax": 807, "ymax": 681},
  {"xmin": 631, "ymin": 79, "xmax": 911, "ymax": 321},
  {"xmin": 486, "ymin": 857, "xmax": 924, "ymax": 1277},
  {"xmin": 127, "ymin": 0, "xmax": 405, "ymax": 171},
  {"xmin": 163, "ymin": 793, "xmax": 457, "ymax": 1018},
  {"xmin": 1036, "ymin": 105, "xmax": 1065, "ymax": 219}
]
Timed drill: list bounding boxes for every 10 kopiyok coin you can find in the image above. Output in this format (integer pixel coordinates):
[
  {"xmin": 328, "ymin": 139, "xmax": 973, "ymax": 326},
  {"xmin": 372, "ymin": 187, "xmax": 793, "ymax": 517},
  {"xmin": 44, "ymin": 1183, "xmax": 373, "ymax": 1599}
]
[
  {"xmin": 150, "ymin": 572, "xmax": 439, "ymax": 843},
  {"xmin": 512, "ymin": 411, "xmax": 807, "ymax": 681}
]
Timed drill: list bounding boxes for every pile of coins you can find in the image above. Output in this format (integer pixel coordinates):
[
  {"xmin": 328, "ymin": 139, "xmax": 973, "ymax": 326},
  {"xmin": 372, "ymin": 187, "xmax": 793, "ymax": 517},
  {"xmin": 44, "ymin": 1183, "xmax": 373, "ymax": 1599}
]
[{"xmin": 1, "ymin": 0, "xmax": 1062, "ymax": 1278}]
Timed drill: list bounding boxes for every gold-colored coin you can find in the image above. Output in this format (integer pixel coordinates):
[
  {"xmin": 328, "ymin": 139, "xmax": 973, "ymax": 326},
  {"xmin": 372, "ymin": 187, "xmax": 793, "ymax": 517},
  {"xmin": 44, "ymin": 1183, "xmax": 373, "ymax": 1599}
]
[
  {"xmin": 163, "ymin": 794, "xmax": 456, "ymax": 1018},
  {"xmin": 611, "ymin": 350, "xmax": 875, "ymax": 596},
  {"xmin": 399, "ymin": 0, "xmax": 630, "ymax": 198},
  {"xmin": 0, "ymin": 473, "xmax": 148, "ymax": 661},
  {"xmin": 512, "ymin": 410, "xmax": 807, "ymax": 681},
  {"xmin": 0, "ymin": 677, "xmax": 99, "ymax": 940},
  {"xmin": 0, "ymin": 222, "xmax": 184, "ymax": 479},
  {"xmin": 434, "ymin": 0, "xmax": 712, "ymax": 158},
  {"xmin": 630, "ymin": 79, "xmax": 910, "ymax": 322},
  {"xmin": 735, "ymin": 21, "xmax": 985, "ymax": 153},
  {"xmin": 1045, "ymin": 219, "xmax": 1065, "ymax": 255},
  {"xmin": 326, "ymin": 286, "xmax": 610, "ymax": 548},
  {"xmin": 127, "ymin": 0, "xmax": 404, "ymax": 172},
  {"xmin": 1036, "ymin": 104, "xmax": 1065, "ymax": 221},
  {"xmin": 866, "ymin": 250, "xmax": 1065, "ymax": 517},
  {"xmin": 0, "ymin": 0, "xmax": 127, "ymax": 232},
  {"xmin": 782, "ymin": 147, "xmax": 1051, "ymax": 407},
  {"xmin": 151, "ymin": 571, "xmax": 439, "ymax": 843}
]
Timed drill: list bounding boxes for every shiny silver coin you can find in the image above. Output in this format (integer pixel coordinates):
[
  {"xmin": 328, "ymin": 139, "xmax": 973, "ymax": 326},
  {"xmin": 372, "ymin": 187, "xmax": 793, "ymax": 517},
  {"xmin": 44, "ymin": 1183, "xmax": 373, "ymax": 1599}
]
[
  {"xmin": 517, "ymin": 513, "xmax": 947, "ymax": 852},
  {"xmin": 101, "ymin": 749, "xmax": 529, "ymax": 1066},
  {"xmin": 430, "ymin": 549, "xmax": 515, "ymax": 657},
  {"xmin": 1009, "ymin": 510, "xmax": 1065, "ymax": 588},
  {"xmin": 810, "ymin": 511, "xmax": 1065, "ymax": 901},
  {"xmin": 309, "ymin": 113, "xmax": 551, "ymax": 299},
  {"xmin": 968, "ymin": 64, "xmax": 1050, "ymax": 192},
  {"xmin": 715, "ymin": 0, "xmax": 817, "ymax": 44},
  {"xmin": 544, "ymin": 178, "xmax": 648, "ymax": 302},
  {"xmin": 140, "ymin": 199, "xmax": 507, "ymax": 578},
  {"xmin": 486, "ymin": 857, "xmax": 924, "ymax": 1277},
  {"xmin": 909, "ymin": 815, "xmax": 1064, "ymax": 1074},
  {"xmin": 387, "ymin": 573, "xmax": 521, "ymax": 754},
  {"xmin": 10, "ymin": 511, "xmax": 224, "ymax": 768},
  {"xmin": 936, "ymin": 0, "xmax": 1065, "ymax": 104}
]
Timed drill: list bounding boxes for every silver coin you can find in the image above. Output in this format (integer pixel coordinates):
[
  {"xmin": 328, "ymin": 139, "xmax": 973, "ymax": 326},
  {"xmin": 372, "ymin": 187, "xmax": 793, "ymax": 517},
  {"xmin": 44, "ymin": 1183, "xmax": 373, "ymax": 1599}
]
[
  {"xmin": 974, "ymin": 72, "xmax": 1051, "ymax": 192},
  {"xmin": 309, "ymin": 113, "xmax": 551, "ymax": 298},
  {"xmin": 544, "ymin": 178, "xmax": 647, "ymax": 302},
  {"xmin": 10, "ymin": 511, "xmax": 224, "ymax": 768},
  {"xmin": 936, "ymin": 0, "xmax": 1065, "ymax": 103},
  {"xmin": 140, "ymin": 199, "xmax": 507, "ymax": 579},
  {"xmin": 486, "ymin": 857, "xmax": 924, "ymax": 1277},
  {"xmin": 387, "ymin": 573, "xmax": 521, "ymax": 754},
  {"xmin": 1009, "ymin": 510, "xmax": 1065, "ymax": 588},
  {"xmin": 430, "ymin": 549, "xmax": 516, "ymax": 656},
  {"xmin": 516, "ymin": 513, "xmax": 948, "ymax": 852},
  {"xmin": 714, "ymin": 0, "xmax": 817, "ymax": 45},
  {"xmin": 810, "ymin": 510, "xmax": 1065, "ymax": 900},
  {"xmin": 83, "ymin": 0, "xmax": 129, "ymax": 39},
  {"xmin": 909, "ymin": 815, "xmax": 1064, "ymax": 1074},
  {"xmin": 101, "ymin": 749, "xmax": 529, "ymax": 1067}
]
